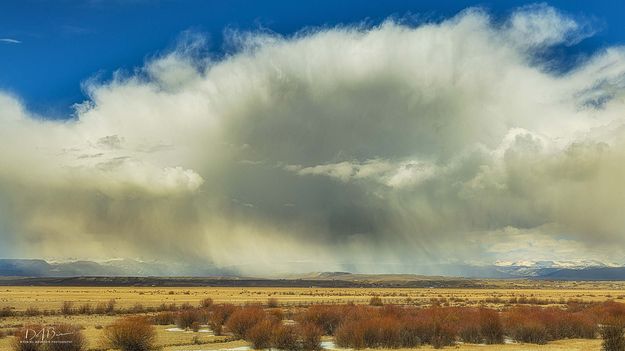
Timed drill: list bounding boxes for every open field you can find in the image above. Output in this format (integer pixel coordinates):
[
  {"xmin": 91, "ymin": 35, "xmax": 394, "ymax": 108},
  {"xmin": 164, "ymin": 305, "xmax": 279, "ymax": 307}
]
[
  {"xmin": 1, "ymin": 284, "xmax": 625, "ymax": 350},
  {"xmin": 2, "ymin": 283, "xmax": 625, "ymax": 311}
]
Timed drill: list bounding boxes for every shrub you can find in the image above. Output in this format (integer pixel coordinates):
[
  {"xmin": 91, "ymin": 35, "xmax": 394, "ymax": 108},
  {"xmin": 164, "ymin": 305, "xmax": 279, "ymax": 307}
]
[
  {"xmin": 176, "ymin": 309, "xmax": 202, "ymax": 330},
  {"xmin": 369, "ymin": 296, "xmax": 383, "ymax": 306},
  {"xmin": 510, "ymin": 323, "xmax": 549, "ymax": 344},
  {"xmin": 61, "ymin": 302, "xmax": 74, "ymax": 316},
  {"xmin": 378, "ymin": 317, "xmax": 401, "ymax": 348},
  {"xmin": 297, "ymin": 305, "xmax": 343, "ymax": 335},
  {"xmin": 267, "ymin": 308, "xmax": 284, "ymax": 324},
  {"xmin": 503, "ymin": 307, "xmax": 549, "ymax": 344},
  {"xmin": 47, "ymin": 324, "xmax": 86, "ymax": 351},
  {"xmin": 300, "ymin": 323, "xmax": 322, "ymax": 351},
  {"xmin": 200, "ymin": 298, "xmax": 213, "ymax": 308},
  {"xmin": 152, "ymin": 312, "xmax": 176, "ymax": 325},
  {"xmin": 1, "ymin": 306, "xmax": 14, "ymax": 317},
  {"xmin": 95, "ymin": 299, "xmax": 116, "ymax": 315},
  {"xmin": 103, "ymin": 316, "xmax": 156, "ymax": 351},
  {"xmin": 335, "ymin": 318, "xmax": 393, "ymax": 349},
  {"xmin": 226, "ymin": 306, "xmax": 266, "ymax": 339},
  {"xmin": 106, "ymin": 299, "xmax": 116, "ymax": 314},
  {"xmin": 209, "ymin": 304, "xmax": 236, "ymax": 336},
  {"xmin": 247, "ymin": 320, "xmax": 274, "ymax": 349},
  {"xmin": 267, "ymin": 298, "xmax": 279, "ymax": 308},
  {"xmin": 553, "ymin": 312, "xmax": 597, "ymax": 339},
  {"xmin": 77, "ymin": 304, "xmax": 92, "ymax": 315},
  {"xmin": 25, "ymin": 307, "xmax": 40, "ymax": 317},
  {"xmin": 130, "ymin": 303, "xmax": 145, "ymax": 314},
  {"xmin": 602, "ymin": 324, "xmax": 625, "ymax": 351},
  {"xmin": 398, "ymin": 318, "xmax": 422, "ymax": 348},
  {"xmin": 191, "ymin": 322, "xmax": 201, "ymax": 333},
  {"xmin": 335, "ymin": 321, "xmax": 364, "ymax": 349},
  {"xmin": 272, "ymin": 325, "xmax": 298, "ymax": 351},
  {"xmin": 459, "ymin": 323, "xmax": 482, "ymax": 344},
  {"xmin": 478, "ymin": 308, "xmax": 504, "ymax": 344},
  {"xmin": 430, "ymin": 323, "xmax": 456, "ymax": 349}
]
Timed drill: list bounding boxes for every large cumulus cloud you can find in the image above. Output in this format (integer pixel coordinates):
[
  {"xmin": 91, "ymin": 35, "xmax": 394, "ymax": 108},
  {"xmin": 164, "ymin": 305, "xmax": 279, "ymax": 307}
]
[{"xmin": 2, "ymin": 5, "xmax": 625, "ymax": 273}]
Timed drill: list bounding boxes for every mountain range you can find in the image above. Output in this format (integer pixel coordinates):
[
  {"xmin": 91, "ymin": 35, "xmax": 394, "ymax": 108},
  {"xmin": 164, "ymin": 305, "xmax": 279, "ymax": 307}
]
[{"xmin": 1, "ymin": 259, "xmax": 625, "ymax": 280}]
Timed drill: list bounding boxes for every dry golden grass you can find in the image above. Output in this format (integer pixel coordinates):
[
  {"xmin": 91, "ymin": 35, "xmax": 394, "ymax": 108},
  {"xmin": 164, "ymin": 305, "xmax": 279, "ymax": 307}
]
[
  {"xmin": 2, "ymin": 283, "xmax": 625, "ymax": 312},
  {"xmin": 0, "ymin": 284, "xmax": 621, "ymax": 350}
]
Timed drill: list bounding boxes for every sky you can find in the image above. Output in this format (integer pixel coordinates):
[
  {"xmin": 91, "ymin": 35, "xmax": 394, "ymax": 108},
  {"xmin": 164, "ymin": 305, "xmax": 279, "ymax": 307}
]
[{"xmin": 1, "ymin": 1, "xmax": 625, "ymax": 274}]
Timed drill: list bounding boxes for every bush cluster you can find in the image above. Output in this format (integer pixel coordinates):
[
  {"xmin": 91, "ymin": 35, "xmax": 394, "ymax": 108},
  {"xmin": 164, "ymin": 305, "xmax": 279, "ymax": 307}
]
[
  {"xmin": 221, "ymin": 304, "xmax": 322, "ymax": 350},
  {"xmin": 103, "ymin": 316, "xmax": 156, "ymax": 351},
  {"xmin": 502, "ymin": 306, "xmax": 597, "ymax": 343}
]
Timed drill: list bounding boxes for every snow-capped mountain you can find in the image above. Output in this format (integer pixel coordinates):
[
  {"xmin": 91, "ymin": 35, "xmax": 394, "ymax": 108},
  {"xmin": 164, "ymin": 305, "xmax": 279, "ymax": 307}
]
[
  {"xmin": 1, "ymin": 258, "xmax": 625, "ymax": 280},
  {"xmin": 493, "ymin": 260, "xmax": 624, "ymax": 278}
]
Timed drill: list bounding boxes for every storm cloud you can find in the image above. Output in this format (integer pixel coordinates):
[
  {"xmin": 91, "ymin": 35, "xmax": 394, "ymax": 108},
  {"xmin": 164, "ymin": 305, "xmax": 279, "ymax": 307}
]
[{"xmin": 2, "ymin": 5, "xmax": 625, "ymax": 273}]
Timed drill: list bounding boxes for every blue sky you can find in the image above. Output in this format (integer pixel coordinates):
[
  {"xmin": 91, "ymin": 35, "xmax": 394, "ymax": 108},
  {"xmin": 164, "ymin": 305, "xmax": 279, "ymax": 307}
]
[{"xmin": 0, "ymin": 0, "xmax": 624, "ymax": 117}]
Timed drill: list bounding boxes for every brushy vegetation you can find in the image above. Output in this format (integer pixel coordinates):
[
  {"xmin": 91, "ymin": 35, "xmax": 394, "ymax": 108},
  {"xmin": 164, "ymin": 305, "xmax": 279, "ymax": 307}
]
[
  {"xmin": 226, "ymin": 305, "xmax": 267, "ymax": 339},
  {"xmin": 272, "ymin": 325, "xmax": 299, "ymax": 351},
  {"xmin": 247, "ymin": 319, "xmax": 275, "ymax": 349},
  {"xmin": 199, "ymin": 298, "xmax": 213, "ymax": 308},
  {"xmin": 601, "ymin": 324, "xmax": 625, "ymax": 351},
  {"xmin": 299, "ymin": 323, "xmax": 323, "ymax": 351},
  {"xmin": 209, "ymin": 303, "xmax": 237, "ymax": 336},
  {"xmin": 103, "ymin": 316, "xmax": 156, "ymax": 351},
  {"xmin": 369, "ymin": 296, "xmax": 383, "ymax": 306},
  {"xmin": 9, "ymin": 296, "xmax": 625, "ymax": 350}
]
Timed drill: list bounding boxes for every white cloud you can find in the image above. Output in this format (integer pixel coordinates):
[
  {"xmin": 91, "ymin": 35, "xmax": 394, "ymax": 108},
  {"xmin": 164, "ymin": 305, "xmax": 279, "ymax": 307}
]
[
  {"xmin": 0, "ymin": 38, "xmax": 21, "ymax": 44},
  {"xmin": 1, "ymin": 5, "xmax": 625, "ymax": 271}
]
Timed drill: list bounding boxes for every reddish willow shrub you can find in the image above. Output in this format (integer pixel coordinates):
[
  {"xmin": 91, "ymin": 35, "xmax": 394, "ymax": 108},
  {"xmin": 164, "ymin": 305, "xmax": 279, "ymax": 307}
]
[
  {"xmin": 478, "ymin": 308, "xmax": 505, "ymax": 344},
  {"xmin": 209, "ymin": 304, "xmax": 237, "ymax": 336},
  {"xmin": 296, "ymin": 305, "xmax": 343, "ymax": 335},
  {"xmin": 299, "ymin": 323, "xmax": 323, "ymax": 351},
  {"xmin": 369, "ymin": 296, "xmax": 383, "ymax": 306},
  {"xmin": 247, "ymin": 319, "xmax": 275, "ymax": 349},
  {"xmin": 502, "ymin": 306, "xmax": 597, "ymax": 343},
  {"xmin": 175, "ymin": 299, "xmax": 625, "ymax": 349},
  {"xmin": 103, "ymin": 317, "xmax": 156, "ymax": 351},
  {"xmin": 226, "ymin": 305, "xmax": 267, "ymax": 339},
  {"xmin": 152, "ymin": 311, "xmax": 176, "ymax": 325},
  {"xmin": 176, "ymin": 309, "xmax": 204, "ymax": 329},
  {"xmin": 333, "ymin": 305, "xmax": 460, "ymax": 349},
  {"xmin": 272, "ymin": 325, "xmax": 299, "ymax": 351},
  {"xmin": 226, "ymin": 306, "xmax": 322, "ymax": 351},
  {"xmin": 200, "ymin": 298, "xmax": 213, "ymax": 308}
]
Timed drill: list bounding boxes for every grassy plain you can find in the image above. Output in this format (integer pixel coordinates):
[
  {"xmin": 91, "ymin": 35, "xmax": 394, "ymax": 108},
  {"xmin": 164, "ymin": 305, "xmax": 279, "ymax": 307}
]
[
  {"xmin": 1, "ymin": 282, "xmax": 623, "ymax": 350},
  {"xmin": 3, "ymin": 282, "xmax": 625, "ymax": 311}
]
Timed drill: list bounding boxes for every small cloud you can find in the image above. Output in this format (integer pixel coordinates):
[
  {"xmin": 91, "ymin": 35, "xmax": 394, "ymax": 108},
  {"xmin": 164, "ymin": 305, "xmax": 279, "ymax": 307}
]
[{"xmin": 0, "ymin": 38, "xmax": 21, "ymax": 44}]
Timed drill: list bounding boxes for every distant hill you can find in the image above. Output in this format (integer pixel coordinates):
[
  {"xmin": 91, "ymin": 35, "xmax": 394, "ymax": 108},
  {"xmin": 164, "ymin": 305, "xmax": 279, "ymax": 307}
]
[
  {"xmin": 1, "ymin": 258, "xmax": 624, "ymax": 281},
  {"xmin": 0, "ymin": 258, "xmax": 233, "ymax": 277}
]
